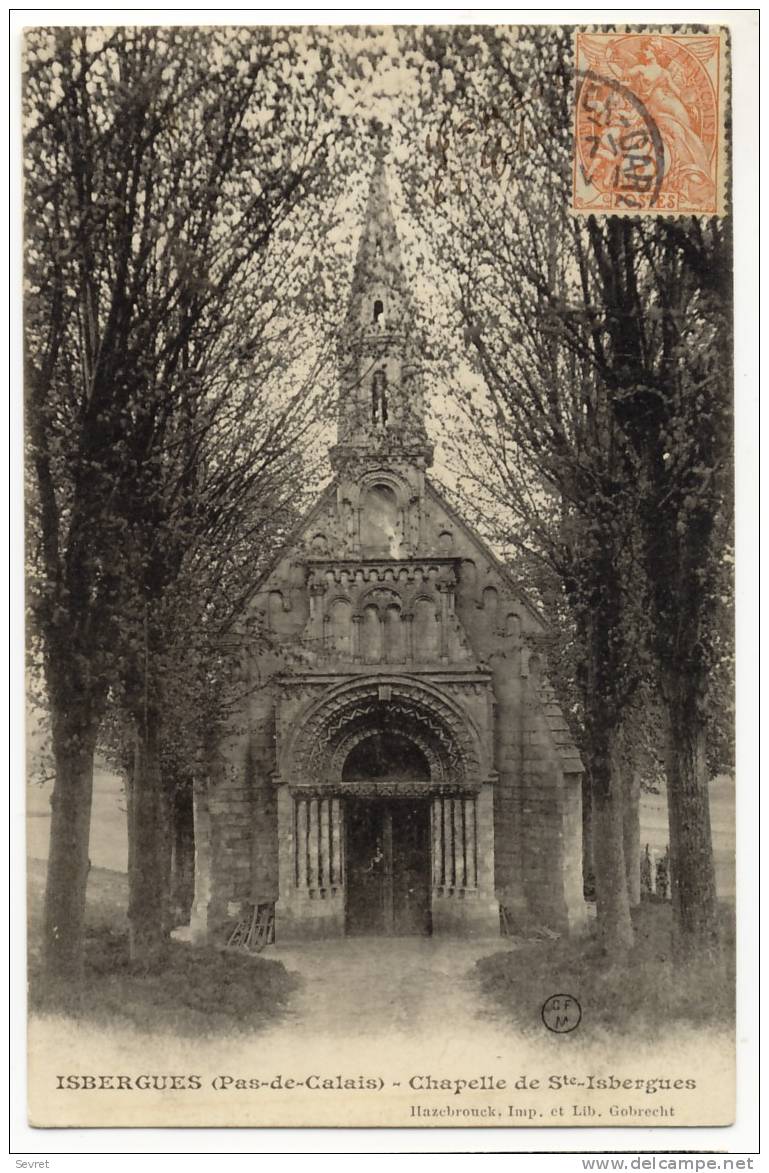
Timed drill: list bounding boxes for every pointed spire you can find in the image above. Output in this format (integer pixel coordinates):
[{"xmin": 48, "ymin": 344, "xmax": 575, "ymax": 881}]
[
  {"xmin": 346, "ymin": 127, "xmax": 407, "ymax": 332},
  {"xmin": 331, "ymin": 135, "xmax": 433, "ymax": 471}
]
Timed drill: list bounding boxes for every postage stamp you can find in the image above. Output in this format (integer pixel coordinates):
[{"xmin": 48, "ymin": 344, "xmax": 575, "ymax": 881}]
[{"xmin": 572, "ymin": 30, "xmax": 726, "ymax": 216}]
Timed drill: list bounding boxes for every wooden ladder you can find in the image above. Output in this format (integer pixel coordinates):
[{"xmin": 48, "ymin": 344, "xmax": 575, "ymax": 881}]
[
  {"xmin": 226, "ymin": 903, "xmax": 275, "ymax": 953},
  {"xmin": 499, "ymin": 904, "xmax": 514, "ymax": 937}
]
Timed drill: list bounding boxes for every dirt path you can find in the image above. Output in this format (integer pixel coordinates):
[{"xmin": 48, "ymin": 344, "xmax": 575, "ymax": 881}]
[{"xmin": 261, "ymin": 936, "xmax": 507, "ymax": 1041}]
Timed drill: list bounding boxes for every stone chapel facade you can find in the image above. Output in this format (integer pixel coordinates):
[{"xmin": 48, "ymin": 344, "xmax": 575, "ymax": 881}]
[{"xmin": 189, "ymin": 155, "xmax": 587, "ymax": 943}]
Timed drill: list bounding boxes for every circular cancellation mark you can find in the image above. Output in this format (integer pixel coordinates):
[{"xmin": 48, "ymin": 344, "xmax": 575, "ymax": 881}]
[{"xmin": 575, "ymin": 69, "xmax": 666, "ymax": 210}]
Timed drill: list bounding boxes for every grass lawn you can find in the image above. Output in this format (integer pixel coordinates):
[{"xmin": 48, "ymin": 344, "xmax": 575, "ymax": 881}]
[
  {"xmin": 477, "ymin": 901, "xmax": 735, "ymax": 1040},
  {"xmin": 27, "ymin": 859, "xmax": 300, "ymax": 1036}
]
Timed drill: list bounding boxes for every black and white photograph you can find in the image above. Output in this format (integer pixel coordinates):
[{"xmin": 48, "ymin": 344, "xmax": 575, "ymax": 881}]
[{"xmin": 15, "ymin": 11, "xmax": 756, "ymax": 1150}]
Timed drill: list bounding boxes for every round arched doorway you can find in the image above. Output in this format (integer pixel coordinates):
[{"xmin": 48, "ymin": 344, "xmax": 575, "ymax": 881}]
[
  {"xmin": 341, "ymin": 732, "xmax": 432, "ymax": 936},
  {"xmin": 277, "ymin": 676, "xmax": 495, "ymax": 941}
]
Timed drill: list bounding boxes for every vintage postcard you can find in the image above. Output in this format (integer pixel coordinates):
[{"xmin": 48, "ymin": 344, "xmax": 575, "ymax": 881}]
[{"xmin": 23, "ymin": 19, "xmax": 740, "ymax": 1136}]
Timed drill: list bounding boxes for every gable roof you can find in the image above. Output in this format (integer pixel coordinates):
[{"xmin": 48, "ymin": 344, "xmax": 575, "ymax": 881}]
[
  {"xmin": 250, "ymin": 473, "xmax": 548, "ymax": 635},
  {"xmin": 248, "ymin": 479, "xmax": 337, "ymax": 599},
  {"xmin": 424, "ymin": 477, "xmax": 547, "ymax": 630}
]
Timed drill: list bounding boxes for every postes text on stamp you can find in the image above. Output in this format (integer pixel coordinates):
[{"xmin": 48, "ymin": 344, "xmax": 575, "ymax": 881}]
[{"xmin": 572, "ymin": 31, "xmax": 725, "ymax": 216}]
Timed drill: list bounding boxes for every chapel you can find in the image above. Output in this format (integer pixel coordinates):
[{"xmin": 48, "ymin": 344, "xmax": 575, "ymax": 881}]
[{"xmin": 188, "ymin": 150, "xmax": 587, "ymax": 942}]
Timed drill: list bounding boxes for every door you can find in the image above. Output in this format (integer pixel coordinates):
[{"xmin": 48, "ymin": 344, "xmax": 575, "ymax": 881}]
[
  {"xmin": 345, "ymin": 798, "xmax": 431, "ymax": 936},
  {"xmin": 391, "ymin": 800, "xmax": 432, "ymax": 935},
  {"xmin": 345, "ymin": 799, "xmax": 387, "ymax": 935}
]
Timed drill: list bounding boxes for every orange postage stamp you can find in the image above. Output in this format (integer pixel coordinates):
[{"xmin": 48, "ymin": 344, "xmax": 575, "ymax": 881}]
[{"xmin": 572, "ymin": 30, "xmax": 727, "ymax": 216}]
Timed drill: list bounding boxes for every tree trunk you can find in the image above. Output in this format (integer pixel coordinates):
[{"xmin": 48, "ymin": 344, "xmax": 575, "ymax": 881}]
[
  {"xmin": 589, "ymin": 727, "xmax": 634, "ymax": 955},
  {"xmin": 622, "ymin": 766, "xmax": 641, "ymax": 907},
  {"xmin": 578, "ymin": 555, "xmax": 636, "ymax": 954},
  {"xmin": 581, "ymin": 773, "xmax": 595, "ymax": 899},
  {"xmin": 127, "ymin": 707, "xmax": 172, "ymax": 969},
  {"xmin": 663, "ymin": 676, "xmax": 719, "ymax": 960},
  {"xmin": 42, "ymin": 703, "xmax": 98, "ymax": 989},
  {"xmin": 169, "ymin": 783, "xmax": 195, "ymax": 927}
]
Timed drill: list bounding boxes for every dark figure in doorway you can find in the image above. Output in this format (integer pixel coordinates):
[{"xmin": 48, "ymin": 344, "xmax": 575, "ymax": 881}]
[{"xmin": 366, "ymin": 841, "xmax": 385, "ymax": 874}]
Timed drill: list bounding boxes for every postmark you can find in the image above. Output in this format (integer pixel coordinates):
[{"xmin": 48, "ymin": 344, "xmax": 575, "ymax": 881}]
[
  {"xmin": 541, "ymin": 994, "xmax": 582, "ymax": 1033},
  {"xmin": 572, "ymin": 31, "xmax": 726, "ymax": 216}
]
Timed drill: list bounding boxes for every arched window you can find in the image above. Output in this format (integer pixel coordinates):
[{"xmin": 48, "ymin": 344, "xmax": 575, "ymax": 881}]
[
  {"xmin": 506, "ymin": 612, "xmax": 521, "ymax": 639},
  {"xmin": 371, "ymin": 370, "xmax": 388, "ymax": 427},
  {"xmin": 360, "ymin": 605, "xmax": 383, "ymax": 663},
  {"xmin": 361, "ymin": 483, "xmax": 399, "ymax": 556},
  {"xmin": 414, "ymin": 598, "xmax": 439, "ymax": 661},
  {"xmin": 384, "ymin": 604, "xmax": 405, "ymax": 662},
  {"xmin": 372, "ymin": 298, "xmax": 384, "ymax": 326},
  {"xmin": 329, "ymin": 598, "xmax": 352, "ymax": 657},
  {"xmin": 483, "ymin": 586, "xmax": 498, "ymax": 613},
  {"xmin": 341, "ymin": 498, "xmax": 354, "ymax": 539}
]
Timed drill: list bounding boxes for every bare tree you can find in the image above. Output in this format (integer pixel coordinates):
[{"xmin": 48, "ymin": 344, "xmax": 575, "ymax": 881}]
[
  {"xmin": 399, "ymin": 24, "xmax": 731, "ymax": 958},
  {"xmin": 24, "ymin": 25, "xmax": 352, "ymax": 980}
]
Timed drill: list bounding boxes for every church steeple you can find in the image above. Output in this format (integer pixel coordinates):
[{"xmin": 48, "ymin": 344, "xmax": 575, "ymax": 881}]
[{"xmin": 331, "ymin": 131, "xmax": 433, "ymax": 471}]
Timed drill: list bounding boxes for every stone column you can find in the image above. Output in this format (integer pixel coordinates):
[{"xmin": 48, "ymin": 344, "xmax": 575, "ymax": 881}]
[
  {"xmin": 295, "ymin": 796, "xmax": 308, "ymax": 888},
  {"xmin": 402, "ymin": 612, "xmax": 414, "ymax": 662},
  {"xmin": 309, "ymin": 584, "xmax": 326, "ymax": 651},
  {"xmin": 307, "ymin": 797, "xmax": 320, "ymax": 889},
  {"xmin": 330, "ymin": 797, "xmax": 343, "ymax": 887},
  {"xmin": 430, "ymin": 790, "xmax": 498, "ymax": 936},
  {"xmin": 354, "ymin": 506, "xmax": 362, "ymax": 554},
  {"xmin": 274, "ymin": 789, "xmax": 346, "ymax": 942},
  {"xmin": 319, "ymin": 797, "xmax": 331, "ymax": 890},
  {"xmin": 351, "ymin": 614, "xmax": 363, "ymax": 661},
  {"xmin": 463, "ymin": 797, "xmax": 477, "ymax": 889},
  {"xmin": 377, "ymin": 611, "xmax": 386, "ymax": 664},
  {"xmin": 438, "ymin": 585, "xmax": 450, "ymax": 663},
  {"xmin": 431, "ymin": 797, "xmax": 443, "ymax": 887},
  {"xmin": 275, "ymin": 784, "xmax": 296, "ymax": 922},
  {"xmin": 444, "ymin": 796, "xmax": 456, "ymax": 888},
  {"xmin": 291, "ymin": 796, "xmax": 344, "ymax": 893}
]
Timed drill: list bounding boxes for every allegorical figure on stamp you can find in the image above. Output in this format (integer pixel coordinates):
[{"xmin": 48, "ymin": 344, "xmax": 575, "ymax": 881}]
[
  {"xmin": 605, "ymin": 36, "xmax": 717, "ymax": 208},
  {"xmin": 576, "ymin": 32, "xmax": 722, "ymax": 214}
]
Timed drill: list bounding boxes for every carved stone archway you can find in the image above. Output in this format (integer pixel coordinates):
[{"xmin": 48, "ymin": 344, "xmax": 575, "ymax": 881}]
[
  {"xmin": 275, "ymin": 675, "xmax": 499, "ymax": 941},
  {"xmin": 330, "ymin": 723, "xmax": 444, "ymax": 791},
  {"xmin": 283, "ymin": 675, "xmax": 484, "ymax": 796}
]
